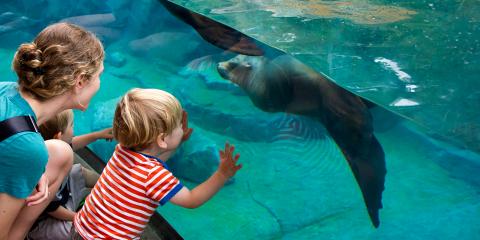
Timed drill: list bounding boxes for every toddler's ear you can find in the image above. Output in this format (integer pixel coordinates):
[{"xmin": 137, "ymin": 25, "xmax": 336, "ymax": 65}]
[
  {"xmin": 54, "ymin": 132, "xmax": 62, "ymax": 140},
  {"xmin": 156, "ymin": 134, "xmax": 168, "ymax": 149}
]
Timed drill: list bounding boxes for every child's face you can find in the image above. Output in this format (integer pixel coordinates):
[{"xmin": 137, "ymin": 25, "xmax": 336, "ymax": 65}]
[
  {"xmin": 163, "ymin": 122, "xmax": 184, "ymax": 151},
  {"xmin": 60, "ymin": 120, "xmax": 74, "ymax": 144}
]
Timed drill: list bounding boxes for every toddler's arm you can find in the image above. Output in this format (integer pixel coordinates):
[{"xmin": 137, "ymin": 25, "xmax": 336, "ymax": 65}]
[
  {"xmin": 48, "ymin": 205, "xmax": 76, "ymax": 221},
  {"xmin": 72, "ymin": 127, "xmax": 113, "ymax": 150},
  {"xmin": 170, "ymin": 142, "xmax": 242, "ymax": 208}
]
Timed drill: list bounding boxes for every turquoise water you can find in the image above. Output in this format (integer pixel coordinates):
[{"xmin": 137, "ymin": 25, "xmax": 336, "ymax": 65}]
[
  {"xmin": 168, "ymin": 0, "xmax": 480, "ymax": 154},
  {"xmin": 0, "ymin": 0, "xmax": 479, "ymax": 239}
]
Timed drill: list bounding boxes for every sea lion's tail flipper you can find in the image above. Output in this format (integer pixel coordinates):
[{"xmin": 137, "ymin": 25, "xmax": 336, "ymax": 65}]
[
  {"xmin": 335, "ymin": 133, "xmax": 386, "ymax": 227},
  {"xmin": 352, "ymin": 136, "xmax": 385, "ymax": 228},
  {"xmin": 158, "ymin": 0, "xmax": 264, "ymax": 56},
  {"xmin": 324, "ymin": 104, "xmax": 386, "ymax": 228}
]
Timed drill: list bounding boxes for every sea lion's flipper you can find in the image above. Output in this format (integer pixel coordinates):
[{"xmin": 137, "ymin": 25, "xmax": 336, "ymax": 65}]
[
  {"xmin": 323, "ymin": 100, "xmax": 386, "ymax": 228},
  {"xmin": 158, "ymin": 0, "xmax": 264, "ymax": 56},
  {"xmin": 350, "ymin": 136, "xmax": 385, "ymax": 228}
]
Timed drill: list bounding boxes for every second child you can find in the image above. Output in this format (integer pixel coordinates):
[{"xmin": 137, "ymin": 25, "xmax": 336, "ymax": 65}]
[{"xmin": 28, "ymin": 110, "xmax": 112, "ymax": 240}]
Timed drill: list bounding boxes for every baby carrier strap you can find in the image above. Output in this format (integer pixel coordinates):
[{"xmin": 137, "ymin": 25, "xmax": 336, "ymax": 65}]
[{"xmin": 0, "ymin": 115, "xmax": 40, "ymax": 142}]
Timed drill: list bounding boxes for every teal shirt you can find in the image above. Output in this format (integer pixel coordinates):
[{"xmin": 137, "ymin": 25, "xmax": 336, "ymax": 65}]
[{"xmin": 0, "ymin": 82, "xmax": 48, "ymax": 199}]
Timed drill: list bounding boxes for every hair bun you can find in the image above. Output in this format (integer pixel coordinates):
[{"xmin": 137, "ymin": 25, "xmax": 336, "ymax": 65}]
[
  {"xmin": 13, "ymin": 22, "xmax": 104, "ymax": 101},
  {"xmin": 15, "ymin": 43, "xmax": 44, "ymax": 70}
]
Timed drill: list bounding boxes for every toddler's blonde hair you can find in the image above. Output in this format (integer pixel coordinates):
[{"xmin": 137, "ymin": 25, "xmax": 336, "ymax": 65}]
[
  {"xmin": 39, "ymin": 110, "xmax": 74, "ymax": 140},
  {"xmin": 113, "ymin": 88, "xmax": 183, "ymax": 150}
]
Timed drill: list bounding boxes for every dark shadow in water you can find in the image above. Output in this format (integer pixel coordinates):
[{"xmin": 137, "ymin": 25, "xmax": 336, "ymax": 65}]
[
  {"xmin": 159, "ymin": 0, "xmax": 386, "ymax": 228},
  {"xmin": 157, "ymin": 0, "xmax": 264, "ymax": 56}
]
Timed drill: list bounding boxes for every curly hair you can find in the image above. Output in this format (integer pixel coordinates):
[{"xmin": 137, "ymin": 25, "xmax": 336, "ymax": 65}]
[{"xmin": 12, "ymin": 22, "xmax": 104, "ymax": 100}]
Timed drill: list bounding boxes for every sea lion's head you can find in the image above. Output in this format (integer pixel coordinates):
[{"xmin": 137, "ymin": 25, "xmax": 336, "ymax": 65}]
[
  {"xmin": 217, "ymin": 55, "xmax": 266, "ymax": 87},
  {"xmin": 217, "ymin": 55, "xmax": 271, "ymax": 107},
  {"xmin": 217, "ymin": 55, "xmax": 294, "ymax": 112}
]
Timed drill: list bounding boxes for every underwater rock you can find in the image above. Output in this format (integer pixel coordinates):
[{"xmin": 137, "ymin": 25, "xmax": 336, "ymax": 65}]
[
  {"xmin": 0, "ymin": 12, "xmax": 38, "ymax": 47},
  {"xmin": 245, "ymin": 141, "xmax": 363, "ymax": 234},
  {"xmin": 86, "ymin": 26, "xmax": 121, "ymax": 45},
  {"xmin": 107, "ymin": 0, "xmax": 161, "ymax": 38},
  {"xmin": 218, "ymin": 54, "xmax": 386, "ymax": 227},
  {"xmin": 59, "ymin": 14, "xmax": 121, "ymax": 44},
  {"xmin": 60, "ymin": 13, "xmax": 116, "ymax": 27},
  {"xmin": 128, "ymin": 32, "xmax": 200, "ymax": 64},
  {"xmin": 403, "ymin": 123, "xmax": 480, "ymax": 188},
  {"xmin": 169, "ymin": 128, "xmax": 220, "ymax": 184},
  {"xmin": 87, "ymin": 98, "xmax": 119, "ymax": 162},
  {"xmin": 0, "ymin": 12, "xmax": 16, "ymax": 23},
  {"xmin": 105, "ymin": 51, "xmax": 127, "ymax": 68},
  {"xmin": 14, "ymin": 0, "xmax": 109, "ymax": 23},
  {"xmin": 109, "ymin": 70, "xmax": 148, "ymax": 88},
  {"xmin": 182, "ymin": 99, "xmax": 326, "ymax": 143},
  {"xmin": 0, "ymin": 14, "xmax": 38, "ymax": 34}
]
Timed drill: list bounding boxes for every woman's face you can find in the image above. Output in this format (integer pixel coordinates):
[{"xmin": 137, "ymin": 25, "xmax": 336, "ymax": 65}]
[{"xmin": 75, "ymin": 62, "xmax": 103, "ymax": 111}]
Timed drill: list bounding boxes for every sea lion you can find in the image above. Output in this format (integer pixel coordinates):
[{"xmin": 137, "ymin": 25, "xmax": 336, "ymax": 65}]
[{"xmin": 218, "ymin": 54, "xmax": 386, "ymax": 228}]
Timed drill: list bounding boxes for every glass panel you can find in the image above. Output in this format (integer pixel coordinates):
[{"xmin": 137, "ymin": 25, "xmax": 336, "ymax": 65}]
[
  {"xmin": 166, "ymin": 0, "xmax": 480, "ymax": 154},
  {"xmin": 0, "ymin": 0, "xmax": 478, "ymax": 239}
]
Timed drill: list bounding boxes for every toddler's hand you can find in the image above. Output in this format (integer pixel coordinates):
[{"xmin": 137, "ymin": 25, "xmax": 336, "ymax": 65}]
[
  {"xmin": 181, "ymin": 111, "xmax": 193, "ymax": 142},
  {"xmin": 218, "ymin": 142, "xmax": 242, "ymax": 179},
  {"xmin": 97, "ymin": 127, "xmax": 113, "ymax": 141}
]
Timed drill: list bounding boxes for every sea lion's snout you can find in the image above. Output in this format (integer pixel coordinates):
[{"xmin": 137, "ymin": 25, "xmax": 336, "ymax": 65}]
[{"xmin": 217, "ymin": 62, "xmax": 231, "ymax": 80}]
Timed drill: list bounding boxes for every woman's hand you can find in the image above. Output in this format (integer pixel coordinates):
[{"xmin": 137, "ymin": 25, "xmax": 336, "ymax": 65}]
[
  {"xmin": 218, "ymin": 142, "xmax": 242, "ymax": 179},
  {"xmin": 26, "ymin": 173, "xmax": 49, "ymax": 206},
  {"xmin": 181, "ymin": 111, "xmax": 193, "ymax": 142}
]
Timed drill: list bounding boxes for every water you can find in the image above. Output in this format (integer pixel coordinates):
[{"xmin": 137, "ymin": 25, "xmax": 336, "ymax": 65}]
[
  {"xmin": 169, "ymin": 0, "xmax": 480, "ymax": 153},
  {"xmin": 0, "ymin": 0, "xmax": 479, "ymax": 239}
]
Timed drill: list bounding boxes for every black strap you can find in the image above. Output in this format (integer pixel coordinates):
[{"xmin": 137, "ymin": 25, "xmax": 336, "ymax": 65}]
[{"xmin": 0, "ymin": 115, "xmax": 39, "ymax": 142}]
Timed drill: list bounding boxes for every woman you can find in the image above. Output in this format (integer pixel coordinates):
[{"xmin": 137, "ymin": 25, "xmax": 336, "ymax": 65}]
[{"xmin": 0, "ymin": 22, "xmax": 104, "ymax": 240}]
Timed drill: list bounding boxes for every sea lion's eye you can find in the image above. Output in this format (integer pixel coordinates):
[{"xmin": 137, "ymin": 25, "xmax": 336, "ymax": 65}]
[{"xmin": 228, "ymin": 62, "xmax": 239, "ymax": 69}]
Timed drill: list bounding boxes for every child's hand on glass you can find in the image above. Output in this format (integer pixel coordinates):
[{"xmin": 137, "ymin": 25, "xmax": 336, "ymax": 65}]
[
  {"xmin": 218, "ymin": 142, "xmax": 242, "ymax": 180},
  {"xmin": 181, "ymin": 111, "xmax": 193, "ymax": 142},
  {"xmin": 96, "ymin": 127, "xmax": 113, "ymax": 141}
]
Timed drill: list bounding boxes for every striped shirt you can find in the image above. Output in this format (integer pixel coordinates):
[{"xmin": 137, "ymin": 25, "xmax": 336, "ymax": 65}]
[{"xmin": 74, "ymin": 145, "xmax": 183, "ymax": 239}]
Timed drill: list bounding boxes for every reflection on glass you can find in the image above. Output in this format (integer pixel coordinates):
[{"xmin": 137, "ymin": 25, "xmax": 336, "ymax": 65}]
[{"xmin": 158, "ymin": 0, "xmax": 264, "ymax": 56}]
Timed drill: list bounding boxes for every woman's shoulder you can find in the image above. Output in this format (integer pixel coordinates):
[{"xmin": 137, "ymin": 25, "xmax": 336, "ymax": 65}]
[
  {"xmin": 0, "ymin": 82, "xmax": 36, "ymax": 122},
  {"xmin": 0, "ymin": 131, "xmax": 48, "ymax": 169},
  {"xmin": 0, "ymin": 82, "xmax": 18, "ymax": 118},
  {"xmin": 0, "ymin": 81, "xmax": 17, "ymax": 96}
]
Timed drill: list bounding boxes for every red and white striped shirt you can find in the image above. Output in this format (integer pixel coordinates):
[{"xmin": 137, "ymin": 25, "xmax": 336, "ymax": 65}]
[{"xmin": 74, "ymin": 145, "xmax": 183, "ymax": 239}]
